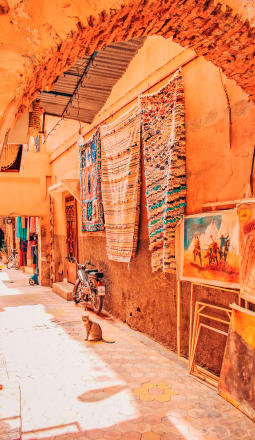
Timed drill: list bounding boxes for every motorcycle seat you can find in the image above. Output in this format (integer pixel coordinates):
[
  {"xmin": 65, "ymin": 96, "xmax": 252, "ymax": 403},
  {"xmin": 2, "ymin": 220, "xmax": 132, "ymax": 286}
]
[
  {"xmin": 88, "ymin": 271, "xmax": 104, "ymax": 278},
  {"xmin": 85, "ymin": 269, "xmax": 98, "ymax": 273}
]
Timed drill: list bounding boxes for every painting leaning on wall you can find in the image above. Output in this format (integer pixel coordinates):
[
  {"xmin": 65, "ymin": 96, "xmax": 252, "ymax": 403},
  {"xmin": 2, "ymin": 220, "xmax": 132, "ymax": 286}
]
[{"xmin": 180, "ymin": 209, "xmax": 239, "ymax": 288}]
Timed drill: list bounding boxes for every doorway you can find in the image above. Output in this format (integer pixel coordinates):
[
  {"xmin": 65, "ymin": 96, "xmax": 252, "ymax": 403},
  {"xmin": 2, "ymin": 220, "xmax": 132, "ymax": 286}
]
[{"xmin": 65, "ymin": 196, "xmax": 78, "ymax": 284}]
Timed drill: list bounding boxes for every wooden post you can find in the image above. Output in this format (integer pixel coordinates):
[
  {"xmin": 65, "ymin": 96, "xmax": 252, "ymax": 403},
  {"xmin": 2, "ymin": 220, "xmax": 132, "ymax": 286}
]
[
  {"xmin": 177, "ymin": 279, "xmax": 181, "ymax": 358},
  {"xmin": 189, "ymin": 301, "xmax": 199, "ymax": 370},
  {"xmin": 189, "ymin": 283, "xmax": 194, "ymax": 360},
  {"xmin": 49, "ymin": 196, "xmax": 55, "ymax": 287}
]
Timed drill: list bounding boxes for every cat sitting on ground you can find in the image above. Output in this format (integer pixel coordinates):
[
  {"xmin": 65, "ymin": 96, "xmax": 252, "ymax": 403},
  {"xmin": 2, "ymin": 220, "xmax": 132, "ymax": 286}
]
[{"xmin": 82, "ymin": 314, "xmax": 115, "ymax": 343}]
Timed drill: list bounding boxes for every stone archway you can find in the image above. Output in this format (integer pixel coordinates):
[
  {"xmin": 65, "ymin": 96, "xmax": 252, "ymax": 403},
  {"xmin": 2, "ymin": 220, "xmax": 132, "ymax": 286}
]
[{"xmin": 0, "ymin": 0, "xmax": 255, "ymax": 144}]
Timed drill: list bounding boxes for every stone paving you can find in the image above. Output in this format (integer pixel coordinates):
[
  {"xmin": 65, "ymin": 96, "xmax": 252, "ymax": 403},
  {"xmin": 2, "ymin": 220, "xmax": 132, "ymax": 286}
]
[{"xmin": 0, "ymin": 269, "xmax": 254, "ymax": 440}]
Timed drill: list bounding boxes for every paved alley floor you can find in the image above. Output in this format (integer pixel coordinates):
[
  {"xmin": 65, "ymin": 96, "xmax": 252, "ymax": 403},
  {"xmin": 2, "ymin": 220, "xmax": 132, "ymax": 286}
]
[{"xmin": 0, "ymin": 269, "xmax": 254, "ymax": 440}]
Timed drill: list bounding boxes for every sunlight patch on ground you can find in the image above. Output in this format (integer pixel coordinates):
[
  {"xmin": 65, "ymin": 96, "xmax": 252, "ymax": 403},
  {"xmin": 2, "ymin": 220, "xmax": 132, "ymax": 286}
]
[
  {"xmin": 0, "ymin": 271, "xmax": 31, "ymax": 295},
  {"xmin": 0, "ymin": 303, "xmax": 138, "ymax": 435},
  {"xmin": 167, "ymin": 414, "xmax": 206, "ymax": 440},
  {"xmin": 0, "ymin": 271, "xmax": 10, "ymax": 281},
  {"xmin": 22, "ymin": 422, "xmax": 80, "ymax": 439}
]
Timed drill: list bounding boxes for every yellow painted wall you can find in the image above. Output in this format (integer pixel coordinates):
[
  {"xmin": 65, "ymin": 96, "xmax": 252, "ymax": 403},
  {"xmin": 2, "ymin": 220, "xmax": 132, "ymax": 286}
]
[
  {"xmin": 0, "ymin": 152, "xmax": 51, "ymax": 216},
  {"xmin": 41, "ymin": 34, "xmax": 255, "ymax": 355},
  {"xmin": 50, "ymin": 144, "xmax": 80, "ymax": 236},
  {"xmin": 48, "ymin": 35, "xmax": 255, "ymax": 239}
]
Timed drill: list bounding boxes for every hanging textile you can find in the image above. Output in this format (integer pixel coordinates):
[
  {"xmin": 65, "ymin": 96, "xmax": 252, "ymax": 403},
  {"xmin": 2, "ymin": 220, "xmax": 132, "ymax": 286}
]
[
  {"xmin": 20, "ymin": 240, "xmax": 28, "ymax": 266},
  {"xmin": 80, "ymin": 130, "xmax": 104, "ymax": 232},
  {"xmin": 100, "ymin": 102, "xmax": 141, "ymax": 262},
  {"xmin": 29, "ymin": 100, "xmax": 41, "ymax": 137},
  {"xmin": 140, "ymin": 70, "xmax": 186, "ymax": 273},
  {"xmin": 16, "ymin": 217, "xmax": 22, "ymax": 239},
  {"xmin": 27, "ymin": 241, "xmax": 32, "ymax": 266},
  {"xmin": 20, "ymin": 218, "xmax": 27, "ymax": 242},
  {"xmin": 0, "ymin": 144, "xmax": 20, "ymax": 170},
  {"xmin": 29, "ymin": 217, "xmax": 37, "ymax": 234},
  {"xmin": 35, "ymin": 217, "xmax": 39, "ymax": 234}
]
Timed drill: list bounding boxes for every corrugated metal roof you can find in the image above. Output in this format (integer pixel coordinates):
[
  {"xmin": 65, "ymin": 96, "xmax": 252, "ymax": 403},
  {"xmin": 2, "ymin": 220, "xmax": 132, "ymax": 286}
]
[{"xmin": 40, "ymin": 38, "xmax": 145, "ymax": 124}]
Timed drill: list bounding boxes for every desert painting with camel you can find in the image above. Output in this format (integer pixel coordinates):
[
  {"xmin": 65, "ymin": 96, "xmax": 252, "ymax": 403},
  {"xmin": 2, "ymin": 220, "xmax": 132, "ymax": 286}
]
[{"xmin": 181, "ymin": 210, "xmax": 239, "ymax": 288}]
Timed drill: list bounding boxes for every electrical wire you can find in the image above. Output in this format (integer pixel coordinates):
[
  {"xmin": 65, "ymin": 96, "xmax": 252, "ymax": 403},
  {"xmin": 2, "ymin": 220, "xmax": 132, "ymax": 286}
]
[
  {"xmin": 43, "ymin": 52, "xmax": 97, "ymax": 144},
  {"xmin": 219, "ymin": 68, "xmax": 232, "ymax": 150}
]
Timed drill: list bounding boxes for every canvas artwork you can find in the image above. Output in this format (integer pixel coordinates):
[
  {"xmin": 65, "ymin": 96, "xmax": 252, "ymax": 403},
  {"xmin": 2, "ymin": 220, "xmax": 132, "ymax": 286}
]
[
  {"xmin": 238, "ymin": 203, "xmax": 255, "ymax": 301},
  {"xmin": 218, "ymin": 305, "xmax": 255, "ymax": 421},
  {"xmin": 181, "ymin": 210, "xmax": 239, "ymax": 288}
]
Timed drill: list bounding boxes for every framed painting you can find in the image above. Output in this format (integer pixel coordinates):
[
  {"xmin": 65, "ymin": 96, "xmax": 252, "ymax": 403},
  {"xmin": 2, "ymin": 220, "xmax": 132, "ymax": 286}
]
[
  {"xmin": 218, "ymin": 304, "xmax": 255, "ymax": 421},
  {"xmin": 180, "ymin": 209, "xmax": 239, "ymax": 288},
  {"xmin": 238, "ymin": 203, "xmax": 255, "ymax": 301}
]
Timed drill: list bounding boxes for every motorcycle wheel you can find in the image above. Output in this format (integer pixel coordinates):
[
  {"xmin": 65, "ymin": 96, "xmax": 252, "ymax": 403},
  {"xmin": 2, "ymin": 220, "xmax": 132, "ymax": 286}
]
[
  {"xmin": 90, "ymin": 290, "xmax": 103, "ymax": 314},
  {"xmin": 73, "ymin": 280, "xmax": 83, "ymax": 304}
]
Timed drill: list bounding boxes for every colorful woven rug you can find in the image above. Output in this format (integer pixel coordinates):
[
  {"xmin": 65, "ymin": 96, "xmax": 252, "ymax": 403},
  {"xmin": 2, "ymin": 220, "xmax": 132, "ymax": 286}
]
[
  {"xmin": 80, "ymin": 130, "xmax": 104, "ymax": 231},
  {"xmin": 100, "ymin": 103, "xmax": 141, "ymax": 262},
  {"xmin": 140, "ymin": 70, "xmax": 186, "ymax": 273}
]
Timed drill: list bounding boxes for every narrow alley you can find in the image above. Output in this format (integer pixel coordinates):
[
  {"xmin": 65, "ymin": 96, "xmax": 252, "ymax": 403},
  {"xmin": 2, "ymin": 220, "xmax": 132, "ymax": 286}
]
[{"xmin": 0, "ymin": 269, "xmax": 254, "ymax": 440}]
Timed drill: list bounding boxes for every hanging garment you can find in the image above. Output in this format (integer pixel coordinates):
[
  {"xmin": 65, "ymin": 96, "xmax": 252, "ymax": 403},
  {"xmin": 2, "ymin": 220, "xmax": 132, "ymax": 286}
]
[
  {"xmin": 100, "ymin": 102, "xmax": 141, "ymax": 263},
  {"xmin": 20, "ymin": 240, "xmax": 28, "ymax": 266},
  {"xmin": 140, "ymin": 70, "xmax": 186, "ymax": 273},
  {"xmin": 29, "ymin": 217, "xmax": 37, "ymax": 234},
  {"xmin": 35, "ymin": 217, "xmax": 39, "ymax": 234},
  {"xmin": 25, "ymin": 218, "xmax": 29, "ymax": 241},
  {"xmin": 16, "ymin": 217, "xmax": 22, "ymax": 238},
  {"xmin": 31, "ymin": 245, "xmax": 38, "ymax": 265},
  {"xmin": 27, "ymin": 241, "xmax": 32, "ymax": 266},
  {"xmin": 20, "ymin": 218, "xmax": 27, "ymax": 242},
  {"xmin": 80, "ymin": 130, "xmax": 104, "ymax": 232}
]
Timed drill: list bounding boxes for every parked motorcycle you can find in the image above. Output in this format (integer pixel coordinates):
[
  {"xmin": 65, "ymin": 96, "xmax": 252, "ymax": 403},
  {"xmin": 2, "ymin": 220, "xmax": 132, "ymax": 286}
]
[
  {"xmin": 67, "ymin": 257, "xmax": 105, "ymax": 313},
  {"xmin": 7, "ymin": 249, "xmax": 20, "ymax": 270}
]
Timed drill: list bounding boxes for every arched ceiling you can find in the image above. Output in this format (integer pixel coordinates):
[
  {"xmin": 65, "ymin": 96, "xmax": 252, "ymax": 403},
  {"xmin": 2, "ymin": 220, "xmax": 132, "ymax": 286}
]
[{"xmin": 0, "ymin": 0, "xmax": 254, "ymax": 146}]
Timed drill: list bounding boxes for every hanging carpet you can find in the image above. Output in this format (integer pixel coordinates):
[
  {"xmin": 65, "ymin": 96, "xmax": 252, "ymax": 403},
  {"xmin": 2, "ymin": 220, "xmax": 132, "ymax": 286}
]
[
  {"xmin": 140, "ymin": 70, "xmax": 186, "ymax": 273},
  {"xmin": 80, "ymin": 130, "xmax": 104, "ymax": 232},
  {"xmin": 0, "ymin": 144, "xmax": 20, "ymax": 170},
  {"xmin": 100, "ymin": 103, "xmax": 141, "ymax": 262}
]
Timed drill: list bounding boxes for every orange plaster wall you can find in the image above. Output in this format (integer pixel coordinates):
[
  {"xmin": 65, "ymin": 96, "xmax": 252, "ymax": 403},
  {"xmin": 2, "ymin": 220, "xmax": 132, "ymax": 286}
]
[
  {"xmin": 50, "ymin": 144, "xmax": 80, "ymax": 236},
  {"xmin": 97, "ymin": 36, "xmax": 186, "ymax": 118},
  {"xmin": 1, "ymin": 0, "xmax": 255, "ymax": 153},
  {"xmin": 0, "ymin": 152, "xmax": 51, "ymax": 216},
  {"xmin": 184, "ymin": 57, "xmax": 255, "ymax": 213},
  {"xmin": 48, "ymin": 37, "xmax": 255, "ymax": 359},
  {"xmin": 49, "ymin": 36, "xmax": 255, "ymax": 224}
]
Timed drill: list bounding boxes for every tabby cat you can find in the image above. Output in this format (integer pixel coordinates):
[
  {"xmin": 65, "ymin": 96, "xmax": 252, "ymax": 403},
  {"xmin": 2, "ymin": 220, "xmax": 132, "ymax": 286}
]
[{"xmin": 82, "ymin": 314, "xmax": 115, "ymax": 343}]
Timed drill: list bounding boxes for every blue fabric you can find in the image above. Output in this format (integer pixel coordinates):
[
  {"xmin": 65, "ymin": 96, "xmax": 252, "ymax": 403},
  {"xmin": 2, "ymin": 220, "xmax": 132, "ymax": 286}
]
[{"xmin": 16, "ymin": 217, "xmax": 22, "ymax": 238}]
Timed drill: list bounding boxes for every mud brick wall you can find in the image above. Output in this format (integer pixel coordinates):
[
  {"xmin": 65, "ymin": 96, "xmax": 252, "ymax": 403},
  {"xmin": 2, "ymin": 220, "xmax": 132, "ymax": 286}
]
[{"xmin": 1, "ymin": 0, "xmax": 255, "ymax": 139}]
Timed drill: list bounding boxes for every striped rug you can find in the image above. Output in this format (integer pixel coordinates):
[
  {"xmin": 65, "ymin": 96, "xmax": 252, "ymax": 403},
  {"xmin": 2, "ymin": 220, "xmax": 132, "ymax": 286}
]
[
  {"xmin": 80, "ymin": 130, "xmax": 104, "ymax": 232},
  {"xmin": 140, "ymin": 70, "xmax": 186, "ymax": 273},
  {"xmin": 100, "ymin": 103, "xmax": 141, "ymax": 262}
]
